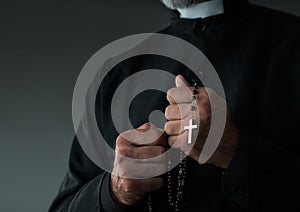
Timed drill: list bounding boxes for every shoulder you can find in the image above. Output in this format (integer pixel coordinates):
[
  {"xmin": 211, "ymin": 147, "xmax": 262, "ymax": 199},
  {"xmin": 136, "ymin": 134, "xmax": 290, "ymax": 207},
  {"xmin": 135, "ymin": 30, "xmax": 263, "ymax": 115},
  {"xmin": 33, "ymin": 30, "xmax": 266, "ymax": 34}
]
[
  {"xmin": 238, "ymin": 4, "xmax": 300, "ymax": 59},
  {"xmin": 247, "ymin": 4, "xmax": 300, "ymax": 37}
]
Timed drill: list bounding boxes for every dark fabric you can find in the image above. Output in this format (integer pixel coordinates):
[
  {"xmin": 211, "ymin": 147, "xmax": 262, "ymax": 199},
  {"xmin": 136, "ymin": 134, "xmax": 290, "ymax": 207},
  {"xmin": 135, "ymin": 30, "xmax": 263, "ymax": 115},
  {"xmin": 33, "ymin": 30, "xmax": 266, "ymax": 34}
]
[{"xmin": 49, "ymin": 1, "xmax": 300, "ymax": 212}]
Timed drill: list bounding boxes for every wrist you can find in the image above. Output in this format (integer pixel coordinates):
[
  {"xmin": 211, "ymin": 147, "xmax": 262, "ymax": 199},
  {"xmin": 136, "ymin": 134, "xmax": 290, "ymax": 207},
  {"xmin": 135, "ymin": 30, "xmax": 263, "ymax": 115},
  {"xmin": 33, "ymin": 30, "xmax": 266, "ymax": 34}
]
[
  {"xmin": 211, "ymin": 126, "xmax": 239, "ymax": 169},
  {"xmin": 110, "ymin": 175, "xmax": 143, "ymax": 206}
]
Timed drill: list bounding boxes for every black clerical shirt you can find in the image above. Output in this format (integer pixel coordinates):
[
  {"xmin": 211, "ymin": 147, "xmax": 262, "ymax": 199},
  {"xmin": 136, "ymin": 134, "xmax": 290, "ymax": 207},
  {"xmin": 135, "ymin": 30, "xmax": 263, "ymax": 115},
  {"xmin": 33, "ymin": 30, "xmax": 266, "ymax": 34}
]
[{"xmin": 49, "ymin": 1, "xmax": 300, "ymax": 211}]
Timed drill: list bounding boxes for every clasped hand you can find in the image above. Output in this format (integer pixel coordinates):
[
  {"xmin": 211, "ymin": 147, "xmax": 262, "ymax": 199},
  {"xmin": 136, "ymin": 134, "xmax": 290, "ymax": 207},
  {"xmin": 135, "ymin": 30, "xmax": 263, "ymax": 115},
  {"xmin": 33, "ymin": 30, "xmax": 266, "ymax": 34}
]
[{"xmin": 111, "ymin": 75, "xmax": 239, "ymax": 205}]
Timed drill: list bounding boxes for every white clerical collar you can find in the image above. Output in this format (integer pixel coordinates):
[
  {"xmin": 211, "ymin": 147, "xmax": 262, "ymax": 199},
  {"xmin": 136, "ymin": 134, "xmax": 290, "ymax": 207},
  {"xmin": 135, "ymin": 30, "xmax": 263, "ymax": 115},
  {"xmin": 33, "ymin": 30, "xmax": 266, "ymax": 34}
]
[{"xmin": 177, "ymin": 0, "xmax": 224, "ymax": 19}]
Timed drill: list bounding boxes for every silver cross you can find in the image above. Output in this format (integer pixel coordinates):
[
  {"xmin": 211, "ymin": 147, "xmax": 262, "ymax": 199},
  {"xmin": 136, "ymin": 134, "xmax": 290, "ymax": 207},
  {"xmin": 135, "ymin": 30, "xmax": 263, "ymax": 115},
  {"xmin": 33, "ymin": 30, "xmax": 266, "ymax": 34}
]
[{"xmin": 184, "ymin": 119, "xmax": 198, "ymax": 144}]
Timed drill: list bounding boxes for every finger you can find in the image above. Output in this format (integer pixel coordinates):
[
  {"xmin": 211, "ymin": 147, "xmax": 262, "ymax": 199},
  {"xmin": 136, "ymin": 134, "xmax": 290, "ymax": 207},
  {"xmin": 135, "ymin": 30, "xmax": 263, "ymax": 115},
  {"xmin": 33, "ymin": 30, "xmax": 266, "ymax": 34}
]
[
  {"xmin": 167, "ymin": 87, "xmax": 209, "ymax": 105},
  {"xmin": 168, "ymin": 131, "xmax": 192, "ymax": 153},
  {"xmin": 167, "ymin": 87, "xmax": 193, "ymax": 104},
  {"xmin": 119, "ymin": 123, "xmax": 167, "ymax": 146},
  {"xmin": 118, "ymin": 162, "xmax": 167, "ymax": 178},
  {"xmin": 165, "ymin": 103, "xmax": 191, "ymax": 120},
  {"xmin": 168, "ymin": 131, "xmax": 187, "ymax": 148},
  {"xmin": 175, "ymin": 75, "xmax": 190, "ymax": 87},
  {"xmin": 146, "ymin": 131, "xmax": 168, "ymax": 147},
  {"xmin": 164, "ymin": 118, "xmax": 193, "ymax": 136},
  {"xmin": 121, "ymin": 130, "xmax": 168, "ymax": 147},
  {"xmin": 117, "ymin": 145, "xmax": 166, "ymax": 160},
  {"xmin": 122, "ymin": 178, "xmax": 163, "ymax": 194},
  {"xmin": 137, "ymin": 122, "xmax": 151, "ymax": 130}
]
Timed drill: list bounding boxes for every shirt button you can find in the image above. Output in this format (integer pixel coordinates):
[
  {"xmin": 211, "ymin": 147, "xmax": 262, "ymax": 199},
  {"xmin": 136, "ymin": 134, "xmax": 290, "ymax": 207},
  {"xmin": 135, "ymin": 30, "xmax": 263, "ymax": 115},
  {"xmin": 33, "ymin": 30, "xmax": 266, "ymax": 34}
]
[{"xmin": 193, "ymin": 20, "xmax": 206, "ymax": 32}]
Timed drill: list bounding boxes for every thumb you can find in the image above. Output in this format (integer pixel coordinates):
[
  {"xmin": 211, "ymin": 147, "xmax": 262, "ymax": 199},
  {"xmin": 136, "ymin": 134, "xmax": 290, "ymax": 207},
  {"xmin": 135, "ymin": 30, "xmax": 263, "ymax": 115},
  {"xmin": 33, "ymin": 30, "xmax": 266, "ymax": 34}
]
[
  {"xmin": 175, "ymin": 75, "xmax": 190, "ymax": 87},
  {"xmin": 137, "ymin": 122, "xmax": 152, "ymax": 130}
]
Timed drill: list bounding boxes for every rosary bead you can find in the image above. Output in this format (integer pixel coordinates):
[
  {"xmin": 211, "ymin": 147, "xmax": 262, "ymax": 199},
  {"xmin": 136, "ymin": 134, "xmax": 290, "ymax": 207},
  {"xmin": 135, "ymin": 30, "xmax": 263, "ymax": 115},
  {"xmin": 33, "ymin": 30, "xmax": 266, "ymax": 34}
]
[
  {"xmin": 158, "ymin": 154, "xmax": 187, "ymax": 212},
  {"xmin": 190, "ymin": 105, "xmax": 196, "ymax": 111}
]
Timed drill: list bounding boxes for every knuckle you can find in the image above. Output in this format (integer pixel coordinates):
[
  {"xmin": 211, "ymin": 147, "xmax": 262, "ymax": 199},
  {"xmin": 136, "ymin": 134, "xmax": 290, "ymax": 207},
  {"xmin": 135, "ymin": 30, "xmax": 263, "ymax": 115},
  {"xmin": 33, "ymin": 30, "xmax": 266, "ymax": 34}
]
[
  {"xmin": 164, "ymin": 121, "xmax": 171, "ymax": 133},
  {"xmin": 167, "ymin": 88, "xmax": 174, "ymax": 99},
  {"xmin": 156, "ymin": 146, "xmax": 166, "ymax": 154},
  {"xmin": 200, "ymin": 108, "xmax": 211, "ymax": 121},
  {"xmin": 166, "ymin": 122, "xmax": 176, "ymax": 134},
  {"xmin": 116, "ymin": 147, "xmax": 127, "ymax": 156},
  {"xmin": 127, "ymin": 148, "xmax": 136, "ymax": 158},
  {"xmin": 115, "ymin": 143, "xmax": 127, "ymax": 155},
  {"xmin": 199, "ymin": 87, "xmax": 207, "ymax": 94},
  {"xmin": 116, "ymin": 135, "xmax": 124, "ymax": 147},
  {"xmin": 199, "ymin": 91, "xmax": 210, "ymax": 104},
  {"xmin": 123, "ymin": 182, "xmax": 133, "ymax": 193},
  {"xmin": 165, "ymin": 105, "xmax": 172, "ymax": 119},
  {"xmin": 119, "ymin": 147, "xmax": 136, "ymax": 159}
]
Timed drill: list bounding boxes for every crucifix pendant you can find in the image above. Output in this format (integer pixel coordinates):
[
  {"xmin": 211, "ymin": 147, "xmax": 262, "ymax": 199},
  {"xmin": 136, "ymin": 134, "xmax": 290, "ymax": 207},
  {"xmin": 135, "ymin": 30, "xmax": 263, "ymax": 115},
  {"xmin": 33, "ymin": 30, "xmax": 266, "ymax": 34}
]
[{"xmin": 184, "ymin": 119, "xmax": 198, "ymax": 144}]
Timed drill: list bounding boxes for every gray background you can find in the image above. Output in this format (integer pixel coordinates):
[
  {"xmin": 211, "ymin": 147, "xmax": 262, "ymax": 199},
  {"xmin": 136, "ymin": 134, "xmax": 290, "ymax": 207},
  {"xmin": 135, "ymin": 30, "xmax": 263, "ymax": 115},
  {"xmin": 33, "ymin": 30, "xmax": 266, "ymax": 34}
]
[{"xmin": 0, "ymin": 0, "xmax": 299, "ymax": 211}]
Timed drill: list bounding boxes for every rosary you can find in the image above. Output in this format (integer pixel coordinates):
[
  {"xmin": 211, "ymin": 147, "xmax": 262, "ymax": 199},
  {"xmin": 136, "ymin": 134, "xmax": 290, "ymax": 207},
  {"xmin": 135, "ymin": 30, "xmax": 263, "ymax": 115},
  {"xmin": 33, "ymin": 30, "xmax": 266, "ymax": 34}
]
[{"xmin": 147, "ymin": 82, "xmax": 199, "ymax": 212}]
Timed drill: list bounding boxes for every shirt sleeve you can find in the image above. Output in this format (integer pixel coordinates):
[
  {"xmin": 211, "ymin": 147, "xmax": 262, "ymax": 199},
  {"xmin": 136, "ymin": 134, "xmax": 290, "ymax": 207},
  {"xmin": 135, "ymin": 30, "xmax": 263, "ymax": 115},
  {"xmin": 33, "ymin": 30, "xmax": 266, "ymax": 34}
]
[
  {"xmin": 48, "ymin": 137, "xmax": 125, "ymax": 212},
  {"xmin": 100, "ymin": 172, "xmax": 128, "ymax": 212},
  {"xmin": 222, "ymin": 130, "xmax": 300, "ymax": 211}
]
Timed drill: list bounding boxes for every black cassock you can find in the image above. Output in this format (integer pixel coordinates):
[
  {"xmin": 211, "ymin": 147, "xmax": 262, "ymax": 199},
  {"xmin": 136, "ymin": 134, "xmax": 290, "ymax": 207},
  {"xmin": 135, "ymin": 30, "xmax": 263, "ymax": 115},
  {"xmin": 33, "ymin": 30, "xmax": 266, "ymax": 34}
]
[{"xmin": 49, "ymin": 0, "xmax": 300, "ymax": 211}]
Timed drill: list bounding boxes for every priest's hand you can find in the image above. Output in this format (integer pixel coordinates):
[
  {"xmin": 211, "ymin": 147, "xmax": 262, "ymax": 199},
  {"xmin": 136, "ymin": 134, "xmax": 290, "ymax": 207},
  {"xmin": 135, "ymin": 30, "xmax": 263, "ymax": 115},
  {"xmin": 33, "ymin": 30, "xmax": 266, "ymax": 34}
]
[
  {"xmin": 164, "ymin": 75, "xmax": 239, "ymax": 169},
  {"xmin": 111, "ymin": 123, "xmax": 168, "ymax": 206}
]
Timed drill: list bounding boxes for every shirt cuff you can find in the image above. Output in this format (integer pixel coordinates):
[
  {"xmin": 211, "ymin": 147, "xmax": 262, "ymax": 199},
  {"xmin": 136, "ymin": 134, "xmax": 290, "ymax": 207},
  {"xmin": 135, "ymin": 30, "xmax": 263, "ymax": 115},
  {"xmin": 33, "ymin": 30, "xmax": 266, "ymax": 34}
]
[
  {"xmin": 100, "ymin": 173, "xmax": 148, "ymax": 212},
  {"xmin": 100, "ymin": 172, "xmax": 128, "ymax": 212}
]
